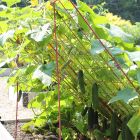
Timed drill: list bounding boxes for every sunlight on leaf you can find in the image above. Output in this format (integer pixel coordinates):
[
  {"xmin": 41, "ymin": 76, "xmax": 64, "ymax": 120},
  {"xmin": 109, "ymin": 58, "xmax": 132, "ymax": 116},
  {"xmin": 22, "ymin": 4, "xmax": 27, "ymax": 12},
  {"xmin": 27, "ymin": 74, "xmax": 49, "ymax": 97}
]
[
  {"xmin": 103, "ymin": 25, "xmax": 134, "ymax": 43},
  {"xmin": 32, "ymin": 62, "xmax": 55, "ymax": 86},
  {"xmin": 31, "ymin": 0, "xmax": 38, "ymax": 7},
  {"xmin": 0, "ymin": 30, "xmax": 15, "ymax": 46},
  {"xmin": 127, "ymin": 51, "xmax": 140, "ymax": 62},
  {"xmin": 2, "ymin": 0, "xmax": 20, "ymax": 7}
]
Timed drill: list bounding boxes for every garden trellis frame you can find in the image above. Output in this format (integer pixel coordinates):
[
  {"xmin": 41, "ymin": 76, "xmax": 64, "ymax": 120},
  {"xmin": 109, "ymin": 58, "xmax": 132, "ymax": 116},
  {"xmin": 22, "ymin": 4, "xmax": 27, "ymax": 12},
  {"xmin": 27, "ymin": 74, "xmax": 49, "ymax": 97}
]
[{"xmin": 14, "ymin": 0, "xmax": 140, "ymax": 139}]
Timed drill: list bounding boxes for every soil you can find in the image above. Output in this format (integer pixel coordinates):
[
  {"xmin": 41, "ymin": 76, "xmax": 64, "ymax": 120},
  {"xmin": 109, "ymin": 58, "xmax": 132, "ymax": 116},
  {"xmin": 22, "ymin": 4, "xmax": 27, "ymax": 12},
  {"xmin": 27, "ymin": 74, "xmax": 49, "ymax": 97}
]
[
  {"xmin": 4, "ymin": 121, "xmax": 34, "ymax": 140},
  {"xmin": 3, "ymin": 121, "xmax": 59, "ymax": 140}
]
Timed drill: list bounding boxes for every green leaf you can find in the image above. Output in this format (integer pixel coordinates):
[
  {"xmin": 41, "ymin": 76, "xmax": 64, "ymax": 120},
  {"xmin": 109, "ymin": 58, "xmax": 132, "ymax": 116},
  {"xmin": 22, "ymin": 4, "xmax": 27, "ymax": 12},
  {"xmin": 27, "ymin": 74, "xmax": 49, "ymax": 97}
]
[
  {"xmin": 127, "ymin": 51, "xmax": 140, "ymax": 62},
  {"xmin": 90, "ymin": 39, "xmax": 116, "ymax": 55},
  {"xmin": 25, "ymin": 65, "xmax": 36, "ymax": 75},
  {"xmin": 0, "ymin": 30, "xmax": 15, "ymax": 46},
  {"xmin": 32, "ymin": 68, "xmax": 52, "ymax": 86},
  {"xmin": 103, "ymin": 25, "xmax": 134, "ymax": 43},
  {"xmin": 137, "ymin": 68, "xmax": 140, "ymax": 85},
  {"xmin": 77, "ymin": 0, "xmax": 96, "ymax": 17},
  {"xmin": 127, "ymin": 110, "xmax": 140, "ymax": 137},
  {"xmin": 110, "ymin": 47, "xmax": 124, "ymax": 55},
  {"xmin": 0, "ymin": 58, "xmax": 14, "ymax": 68},
  {"xmin": 78, "ymin": 14, "xmax": 89, "ymax": 31},
  {"xmin": 94, "ymin": 26, "xmax": 108, "ymax": 39},
  {"xmin": 108, "ymin": 87, "xmax": 138, "ymax": 104},
  {"xmin": 26, "ymin": 23, "xmax": 52, "ymax": 42},
  {"xmin": 32, "ymin": 62, "xmax": 55, "ymax": 86},
  {"xmin": 36, "ymin": 93, "xmax": 45, "ymax": 103},
  {"xmin": 90, "ymin": 39, "xmax": 105, "ymax": 55},
  {"xmin": 39, "ymin": 62, "xmax": 55, "ymax": 76},
  {"xmin": 57, "ymin": 0, "xmax": 74, "ymax": 9},
  {"xmin": 2, "ymin": 0, "xmax": 21, "ymax": 7},
  {"xmin": 93, "ymin": 16, "xmax": 108, "ymax": 25}
]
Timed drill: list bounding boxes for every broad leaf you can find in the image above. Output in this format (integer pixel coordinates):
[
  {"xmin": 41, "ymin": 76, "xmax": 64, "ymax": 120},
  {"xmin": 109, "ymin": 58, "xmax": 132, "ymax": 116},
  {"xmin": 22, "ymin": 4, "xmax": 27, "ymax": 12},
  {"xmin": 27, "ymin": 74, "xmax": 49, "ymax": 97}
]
[
  {"xmin": 32, "ymin": 68, "xmax": 52, "ymax": 86},
  {"xmin": 77, "ymin": 0, "xmax": 96, "ymax": 17},
  {"xmin": 2, "ymin": 0, "xmax": 21, "ymax": 7},
  {"xmin": 39, "ymin": 62, "xmax": 55, "ymax": 76},
  {"xmin": 57, "ymin": 0, "xmax": 74, "ymax": 9},
  {"xmin": 108, "ymin": 87, "xmax": 138, "ymax": 104},
  {"xmin": 127, "ymin": 110, "xmax": 140, "ymax": 137},
  {"xmin": 110, "ymin": 47, "xmax": 124, "ymax": 55},
  {"xmin": 78, "ymin": 14, "xmax": 89, "ymax": 31},
  {"xmin": 0, "ymin": 30, "xmax": 15, "ymax": 46},
  {"xmin": 137, "ymin": 68, "xmax": 140, "ymax": 85},
  {"xmin": 32, "ymin": 62, "xmax": 55, "ymax": 86},
  {"xmin": 26, "ymin": 23, "xmax": 52, "ymax": 42},
  {"xmin": 90, "ymin": 39, "xmax": 116, "ymax": 55},
  {"xmin": 93, "ymin": 16, "xmax": 108, "ymax": 25},
  {"xmin": 103, "ymin": 25, "xmax": 134, "ymax": 43},
  {"xmin": 127, "ymin": 51, "xmax": 140, "ymax": 62},
  {"xmin": 90, "ymin": 39, "xmax": 105, "ymax": 55},
  {"xmin": 90, "ymin": 39, "xmax": 122, "ymax": 55},
  {"xmin": 0, "ymin": 58, "xmax": 14, "ymax": 68}
]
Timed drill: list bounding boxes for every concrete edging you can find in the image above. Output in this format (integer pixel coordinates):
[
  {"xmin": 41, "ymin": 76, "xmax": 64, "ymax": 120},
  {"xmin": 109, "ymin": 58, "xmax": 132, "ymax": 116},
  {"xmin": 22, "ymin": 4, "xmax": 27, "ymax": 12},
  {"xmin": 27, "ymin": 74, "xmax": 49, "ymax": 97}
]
[{"xmin": 0, "ymin": 122, "xmax": 14, "ymax": 140}]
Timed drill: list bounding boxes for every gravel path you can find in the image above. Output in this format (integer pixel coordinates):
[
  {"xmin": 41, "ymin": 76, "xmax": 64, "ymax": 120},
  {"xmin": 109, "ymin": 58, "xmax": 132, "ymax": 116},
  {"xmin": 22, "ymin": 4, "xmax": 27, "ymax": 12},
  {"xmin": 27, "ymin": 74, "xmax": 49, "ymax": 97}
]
[
  {"xmin": 0, "ymin": 77, "xmax": 34, "ymax": 121},
  {"xmin": 4, "ymin": 121, "xmax": 59, "ymax": 140},
  {"xmin": 4, "ymin": 122, "xmax": 35, "ymax": 140}
]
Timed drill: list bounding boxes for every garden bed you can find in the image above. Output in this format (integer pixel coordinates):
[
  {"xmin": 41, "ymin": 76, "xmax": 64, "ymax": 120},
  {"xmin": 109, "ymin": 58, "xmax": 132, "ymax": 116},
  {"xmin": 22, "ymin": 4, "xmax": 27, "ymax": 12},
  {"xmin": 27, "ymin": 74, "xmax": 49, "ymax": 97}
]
[{"xmin": 4, "ymin": 121, "xmax": 58, "ymax": 140}]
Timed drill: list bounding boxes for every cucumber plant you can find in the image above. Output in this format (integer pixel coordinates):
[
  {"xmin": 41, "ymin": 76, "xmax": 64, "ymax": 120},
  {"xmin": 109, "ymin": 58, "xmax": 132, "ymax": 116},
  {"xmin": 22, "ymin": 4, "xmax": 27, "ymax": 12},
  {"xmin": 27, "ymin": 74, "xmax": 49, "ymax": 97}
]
[{"xmin": 0, "ymin": 0, "xmax": 140, "ymax": 139}]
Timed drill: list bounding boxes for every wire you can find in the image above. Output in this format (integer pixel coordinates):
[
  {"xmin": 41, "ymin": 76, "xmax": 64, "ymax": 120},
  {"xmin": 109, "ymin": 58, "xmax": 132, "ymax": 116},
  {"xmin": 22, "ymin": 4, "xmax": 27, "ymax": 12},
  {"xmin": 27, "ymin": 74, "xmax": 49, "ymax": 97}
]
[
  {"xmin": 53, "ymin": 3, "xmax": 62, "ymax": 140},
  {"xmin": 14, "ymin": 81, "xmax": 19, "ymax": 140}
]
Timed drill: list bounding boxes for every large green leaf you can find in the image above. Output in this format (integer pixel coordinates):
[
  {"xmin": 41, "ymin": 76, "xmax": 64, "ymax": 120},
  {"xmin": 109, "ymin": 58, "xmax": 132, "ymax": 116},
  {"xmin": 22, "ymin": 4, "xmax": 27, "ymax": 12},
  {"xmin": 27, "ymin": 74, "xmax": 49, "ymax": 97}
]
[
  {"xmin": 137, "ymin": 68, "xmax": 140, "ymax": 85},
  {"xmin": 32, "ymin": 62, "xmax": 55, "ymax": 86},
  {"xmin": 77, "ymin": 0, "xmax": 96, "ymax": 17},
  {"xmin": 57, "ymin": 0, "xmax": 74, "ymax": 9},
  {"xmin": 110, "ymin": 47, "xmax": 124, "ymax": 55},
  {"xmin": 127, "ymin": 51, "xmax": 140, "ymax": 62},
  {"xmin": 0, "ymin": 30, "xmax": 15, "ymax": 46},
  {"xmin": 2, "ymin": 0, "xmax": 21, "ymax": 7},
  {"xmin": 90, "ymin": 39, "xmax": 123, "ymax": 55},
  {"xmin": 93, "ymin": 16, "xmax": 108, "ymax": 25},
  {"xmin": 32, "ymin": 68, "xmax": 52, "ymax": 86},
  {"xmin": 90, "ymin": 39, "xmax": 106, "ymax": 55},
  {"xmin": 0, "ymin": 58, "xmax": 14, "ymax": 68},
  {"xmin": 108, "ymin": 87, "xmax": 138, "ymax": 104},
  {"xmin": 26, "ymin": 23, "xmax": 52, "ymax": 42},
  {"xmin": 39, "ymin": 62, "xmax": 55, "ymax": 76},
  {"xmin": 103, "ymin": 25, "xmax": 134, "ymax": 43},
  {"xmin": 78, "ymin": 14, "xmax": 89, "ymax": 31},
  {"xmin": 127, "ymin": 110, "xmax": 140, "ymax": 137}
]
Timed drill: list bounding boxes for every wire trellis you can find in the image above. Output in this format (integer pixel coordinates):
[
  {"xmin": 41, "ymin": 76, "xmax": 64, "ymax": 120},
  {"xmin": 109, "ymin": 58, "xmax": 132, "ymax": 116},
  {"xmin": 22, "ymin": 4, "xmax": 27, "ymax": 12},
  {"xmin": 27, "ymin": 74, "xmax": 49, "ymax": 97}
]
[
  {"xmin": 50, "ymin": 1, "xmax": 137, "ymax": 116},
  {"xmin": 50, "ymin": 0, "xmax": 140, "ymax": 121},
  {"xmin": 14, "ymin": 0, "xmax": 140, "ymax": 139}
]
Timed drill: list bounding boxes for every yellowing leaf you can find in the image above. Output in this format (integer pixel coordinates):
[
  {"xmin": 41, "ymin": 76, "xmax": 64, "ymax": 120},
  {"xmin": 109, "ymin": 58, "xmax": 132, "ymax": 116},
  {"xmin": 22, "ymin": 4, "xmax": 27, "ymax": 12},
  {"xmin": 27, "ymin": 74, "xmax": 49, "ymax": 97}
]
[
  {"xmin": 31, "ymin": 0, "xmax": 38, "ymax": 7},
  {"xmin": 46, "ymin": 1, "xmax": 53, "ymax": 10},
  {"xmin": 47, "ymin": 44, "xmax": 52, "ymax": 50}
]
